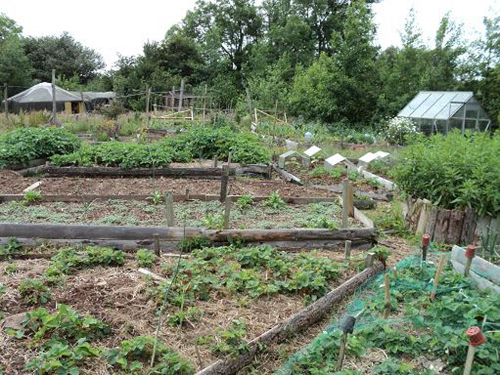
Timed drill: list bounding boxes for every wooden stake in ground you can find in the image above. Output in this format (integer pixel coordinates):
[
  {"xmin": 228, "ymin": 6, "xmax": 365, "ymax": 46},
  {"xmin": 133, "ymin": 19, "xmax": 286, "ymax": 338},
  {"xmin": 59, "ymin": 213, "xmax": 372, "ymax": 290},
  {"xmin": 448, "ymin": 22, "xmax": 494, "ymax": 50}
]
[
  {"xmin": 430, "ymin": 254, "xmax": 447, "ymax": 301},
  {"xmin": 220, "ymin": 165, "xmax": 229, "ymax": 203},
  {"xmin": 164, "ymin": 192, "xmax": 175, "ymax": 227},
  {"xmin": 145, "ymin": 86, "xmax": 151, "ymax": 131},
  {"xmin": 223, "ymin": 197, "xmax": 232, "ymax": 229},
  {"xmin": 422, "ymin": 234, "xmax": 431, "ymax": 262},
  {"xmin": 464, "ymin": 245, "xmax": 477, "ymax": 277},
  {"xmin": 365, "ymin": 252, "xmax": 375, "ymax": 268},
  {"xmin": 213, "ymin": 156, "xmax": 218, "ymax": 168},
  {"xmin": 344, "ymin": 240, "xmax": 352, "ymax": 263},
  {"xmin": 153, "ymin": 233, "xmax": 160, "ymax": 257},
  {"xmin": 203, "ymin": 84, "xmax": 208, "ymax": 123},
  {"xmin": 342, "ymin": 179, "xmax": 350, "ymax": 228},
  {"xmin": 463, "ymin": 326, "xmax": 486, "ymax": 375},
  {"xmin": 51, "ymin": 69, "xmax": 57, "ymax": 121},
  {"xmin": 178, "ymin": 79, "xmax": 184, "ymax": 112},
  {"xmin": 336, "ymin": 315, "xmax": 356, "ymax": 371},
  {"xmin": 392, "ymin": 266, "xmax": 398, "ymax": 280},
  {"xmin": 383, "ymin": 273, "xmax": 391, "ymax": 318}
]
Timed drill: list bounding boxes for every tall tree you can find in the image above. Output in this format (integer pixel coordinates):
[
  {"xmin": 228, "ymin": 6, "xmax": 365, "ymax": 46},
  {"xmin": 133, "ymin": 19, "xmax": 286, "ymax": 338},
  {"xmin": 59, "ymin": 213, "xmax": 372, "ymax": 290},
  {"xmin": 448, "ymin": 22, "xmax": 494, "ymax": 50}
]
[
  {"xmin": 0, "ymin": 13, "xmax": 32, "ymax": 93},
  {"xmin": 23, "ymin": 32, "xmax": 105, "ymax": 84}
]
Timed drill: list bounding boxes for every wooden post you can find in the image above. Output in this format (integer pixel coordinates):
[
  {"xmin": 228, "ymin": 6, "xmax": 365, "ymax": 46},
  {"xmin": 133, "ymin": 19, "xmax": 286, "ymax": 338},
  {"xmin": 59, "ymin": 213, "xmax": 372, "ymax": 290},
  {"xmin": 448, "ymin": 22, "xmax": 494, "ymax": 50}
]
[
  {"xmin": 227, "ymin": 151, "xmax": 232, "ymax": 166},
  {"xmin": 3, "ymin": 84, "xmax": 8, "ymax": 120},
  {"xmin": 422, "ymin": 234, "xmax": 431, "ymax": 262},
  {"xmin": 213, "ymin": 156, "xmax": 218, "ymax": 168},
  {"xmin": 254, "ymin": 107, "xmax": 258, "ymax": 125},
  {"xmin": 347, "ymin": 181, "xmax": 354, "ymax": 217},
  {"xmin": 185, "ymin": 188, "xmax": 190, "ymax": 200},
  {"xmin": 79, "ymin": 91, "xmax": 86, "ymax": 114},
  {"xmin": 153, "ymin": 103, "xmax": 157, "ymax": 116},
  {"xmin": 383, "ymin": 273, "xmax": 391, "ymax": 318},
  {"xmin": 219, "ymin": 165, "xmax": 229, "ymax": 203},
  {"xmin": 223, "ymin": 197, "xmax": 231, "ymax": 229},
  {"xmin": 344, "ymin": 240, "xmax": 351, "ymax": 263},
  {"xmin": 51, "ymin": 69, "xmax": 57, "ymax": 121},
  {"xmin": 145, "ymin": 86, "xmax": 151, "ymax": 129},
  {"xmin": 203, "ymin": 84, "xmax": 208, "ymax": 123},
  {"xmin": 464, "ymin": 245, "xmax": 476, "ymax": 277},
  {"xmin": 392, "ymin": 266, "xmax": 398, "ymax": 280},
  {"xmin": 365, "ymin": 252, "xmax": 375, "ymax": 268},
  {"xmin": 164, "ymin": 192, "xmax": 174, "ymax": 227},
  {"xmin": 342, "ymin": 179, "xmax": 349, "ymax": 228},
  {"xmin": 430, "ymin": 254, "xmax": 447, "ymax": 301},
  {"xmin": 245, "ymin": 87, "xmax": 252, "ymax": 120},
  {"xmin": 336, "ymin": 332, "xmax": 348, "ymax": 371},
  {"xmin": 153, "ymin": 233, "xmax": 160, "ymax": 257},
  {"xmin": 171, "ymin": 86, "xmax": 175, "ymax": 112},
  {"xmin": 178, "ymin": 79, "xmax": 184, "ymax": 112}
]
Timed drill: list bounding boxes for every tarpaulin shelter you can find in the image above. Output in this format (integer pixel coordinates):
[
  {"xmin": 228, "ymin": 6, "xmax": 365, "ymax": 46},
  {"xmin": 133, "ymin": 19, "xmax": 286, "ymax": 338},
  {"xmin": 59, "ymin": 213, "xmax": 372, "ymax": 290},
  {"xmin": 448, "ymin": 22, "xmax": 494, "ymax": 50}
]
[
  {"xmin": 398, "ymin": 91, "xmax": 491, "ymax": 134},
  {"xmin": 5, "ymin": 82, "xmax": 84, "ymax": 114}
]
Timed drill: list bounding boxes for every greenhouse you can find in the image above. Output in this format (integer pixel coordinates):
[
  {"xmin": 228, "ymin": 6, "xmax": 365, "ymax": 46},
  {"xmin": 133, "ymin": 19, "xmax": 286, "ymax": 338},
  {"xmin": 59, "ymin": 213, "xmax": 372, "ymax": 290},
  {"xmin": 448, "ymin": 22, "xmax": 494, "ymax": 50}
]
[{"xmin": 398, "ymin": 91, "xmax": 491, "ymax": 134}]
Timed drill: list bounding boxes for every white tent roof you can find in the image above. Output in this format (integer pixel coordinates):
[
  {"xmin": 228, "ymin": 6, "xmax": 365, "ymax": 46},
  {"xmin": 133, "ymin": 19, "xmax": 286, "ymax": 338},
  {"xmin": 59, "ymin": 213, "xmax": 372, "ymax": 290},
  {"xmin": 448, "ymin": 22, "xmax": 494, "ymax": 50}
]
[{"xmin": 8, "ymin": 82, "xmax": 82, "ymax": 103}]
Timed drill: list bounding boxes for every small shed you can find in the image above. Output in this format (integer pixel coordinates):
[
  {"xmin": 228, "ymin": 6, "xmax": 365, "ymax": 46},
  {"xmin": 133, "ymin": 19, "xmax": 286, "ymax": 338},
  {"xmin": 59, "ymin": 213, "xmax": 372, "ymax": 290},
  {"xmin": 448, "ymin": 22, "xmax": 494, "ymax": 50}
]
[
  {"xmin": 6, "ymin": 82, "xmax": 83, "ymax": 114},
  {"xmin": 72, "ymin": 91, "xmax": 115, "ymax": 110},
  {"xmin": 398, "ymin": 91, "xmax": 490, "ymax": 134}
]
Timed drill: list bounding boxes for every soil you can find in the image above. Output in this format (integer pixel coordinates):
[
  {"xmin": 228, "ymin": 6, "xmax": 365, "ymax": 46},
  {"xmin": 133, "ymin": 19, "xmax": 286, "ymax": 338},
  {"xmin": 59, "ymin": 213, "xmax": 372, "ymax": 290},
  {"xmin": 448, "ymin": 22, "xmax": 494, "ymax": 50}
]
[
  {"xmin": 0, "ymin": 250, "xmax": 358, "ymax": 374},
  {"xmin": 0, "ymin": 170, "xmax": 334, "ymax": 197}
]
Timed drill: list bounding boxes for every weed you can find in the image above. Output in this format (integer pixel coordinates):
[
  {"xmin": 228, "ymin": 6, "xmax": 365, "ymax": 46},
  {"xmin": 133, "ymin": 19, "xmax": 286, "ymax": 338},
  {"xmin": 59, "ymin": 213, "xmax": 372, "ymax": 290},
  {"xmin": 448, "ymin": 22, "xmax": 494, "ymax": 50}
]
[
  {"xmin": 167, "ymin": 306, "xmax": 201, "ymax": 328},
  {"xmin": 149, "ymin": 190, "xmax": 163, "ymax": 205},
  {"xmin": 236, "ymin": 195, "xmax": 254, "ymax": 210},
  {"xmin": 307, "ymin": 216, "xmax": 339, "ymax": 230},
  {"xmin": 177, "ymin": 235, "xmax": 213, "ymax": 253},
  {"xmin": 374, "ymin": 203, "xmax": 408, "ymax": 236},
  {"xmin": 347, "ymin": 170, "xmax": 361, "ymax": 183},
  {"xmin": 365, "ymin": 177, "xmax": 382, "ymax": 188},
  {"xmin": 0, "ymin": 237, "xmax": 22, "ymax": 259},
  {"xmin": 203, "ymin": 212, "xmax": 224, "ymax": 230},
  {"xmin": 136, "ymin": 249, "xmax": 157, "ymax": 268},
  {"xmin": 5, "ymin": 264, "xmax": 16, "ymax": 273},
  {"xmin": 18, "ymin": 279, "xmax": 51, "ymax": 305},
  {"xmin": 264, "ymin": 191, "xmax": 286, "ymax": 209},
  {"xmin": 21, "ymin": 190, "xmax": 42, "ymax": 206}
]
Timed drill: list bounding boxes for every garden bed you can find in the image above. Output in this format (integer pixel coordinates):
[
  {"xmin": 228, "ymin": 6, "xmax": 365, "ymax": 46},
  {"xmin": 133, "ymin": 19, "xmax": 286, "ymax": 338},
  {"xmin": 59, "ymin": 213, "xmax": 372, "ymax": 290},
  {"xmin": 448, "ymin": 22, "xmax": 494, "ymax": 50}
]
[
  {"xmin": 0, "ymin": 243, "xmax": 379, "ymax": 374},
  {"xmin": 0, "ymin": 171, "xmax": 334, "ymax": 197},
  {"xmin": 0, "ymin": 199, "xmax": 362, "ymax": 231}
]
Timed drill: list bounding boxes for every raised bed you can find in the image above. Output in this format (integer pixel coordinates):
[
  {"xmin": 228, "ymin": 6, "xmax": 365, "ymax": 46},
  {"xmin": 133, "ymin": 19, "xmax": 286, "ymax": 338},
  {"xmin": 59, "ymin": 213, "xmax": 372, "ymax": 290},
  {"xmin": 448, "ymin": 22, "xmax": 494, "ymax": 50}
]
[{"xmin": 0, "ymin": 224, "xmax": 377, "ymax": 252}]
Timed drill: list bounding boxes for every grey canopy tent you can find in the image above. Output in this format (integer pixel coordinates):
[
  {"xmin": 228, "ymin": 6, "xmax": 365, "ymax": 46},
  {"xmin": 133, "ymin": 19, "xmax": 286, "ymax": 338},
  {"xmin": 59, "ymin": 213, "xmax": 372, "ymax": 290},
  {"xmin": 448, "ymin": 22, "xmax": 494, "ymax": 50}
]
[
  {"xmin": 70, "ymin": 91, "xmax": 115, "ymax": 110},
  {"xmin": 398, "ymin": 91, "xmax": 491, "ymax": 134},
  {"xmin": 5, "ymin": 82, "xmax": 83, "ymax": 113}
]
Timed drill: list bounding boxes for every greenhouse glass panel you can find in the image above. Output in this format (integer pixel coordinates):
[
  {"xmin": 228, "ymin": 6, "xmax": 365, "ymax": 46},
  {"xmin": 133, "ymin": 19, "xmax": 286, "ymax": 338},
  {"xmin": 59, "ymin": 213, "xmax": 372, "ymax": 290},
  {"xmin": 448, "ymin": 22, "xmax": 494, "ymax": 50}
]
[
  {"xmin": 411, "ymin": 94, "xmax": 443, "ymax": 118},
  {"xmin": 423, "ymin": 92, "xmax": 457, "ymax": 118},
  {"xmin": 464, "ymin": 119, "xmax": 477, "ymax": 131},
  {"xmin": 398, "ymin": 93, "xmax": 431, "ymax": 117}
]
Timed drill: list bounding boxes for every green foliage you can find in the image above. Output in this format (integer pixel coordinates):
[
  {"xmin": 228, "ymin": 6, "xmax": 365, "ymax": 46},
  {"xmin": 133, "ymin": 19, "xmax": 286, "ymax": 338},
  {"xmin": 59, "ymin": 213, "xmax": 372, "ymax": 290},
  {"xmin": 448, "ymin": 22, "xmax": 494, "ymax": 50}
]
[
  {"xmin": 203, "ymin": 212, "xmax": 225, "ymax": 230},
  {"xmin": 26, "ymin": 338, "xmax": 101, "ymax": 375},
  {"xmin": 374, "ymin": 203, "xmax": 408, "ymax": 236},
  {"xmin": 104, "ymin": 336, "xmax": 194, "ymax": 374},
  {"xmin": 236, "ymin": 194, "xmax": 254, "ymax": 210},
  {"xmin": 264, "ymin": 191, "xmax": 286, "ymax": 209},
  {"xmin": 281, "ymin": 261, "xmax": 500, "ymax": 375},
  {"xmin": 167, "ymin": 306, "xmax": 200, "ymax": 328},
  {"xmin": 0, "ymin": 237, "xmax": 21, "ymax": 258},
  {"xmin": 150, "ymin": 190, "xmax": 163, "ymax": 205},
  {"xmin": 177, "ymin": 235, "xmax": 213, "ymax": 253},
  {"xmin": 309, "ymin": 166, "xmax": 345, "ymax": 180},
  {"xmin": 211, "ymin": 320, "xmax": 249, "ymax": 357},
  {"xmin": 136, "ymin": 249, "xmax": 157, "ymax": 268},
  {"xmin": 347, "ymin": 170, "xmax": 361, "ymax": 183},
  {"xmin": 47, "ymin": 246, "xmax": 125, "ymax": 278},
  {"xmin": 5, "ymin": 264, "xmax": 16, "ymax": 273},
  {"xmin": 18, "ymin": 279, "xmax": 51, "ymax": 305},
  {"xmin": 21, "ymin": 190, "xmax": 41, "ymax": 206},
  {"xmin": 393, "ymin": 131, "xmax": 500, "ymax": 216},
  {"xmin": 384, "ymin": 117, "xmax": 417, "ymax": 145},
  {"xmin": 0, "ymin": 127, "xmax": 81, "ymax": 167},
  {"xmin": 479, "ymin": 225, "xmax": 500, "ymax": 263},
  {"xmin": 307, "ymin": 216, "xmax": 338, "ymax": 231},
  {"xmin": 51, "ymin": 126, "xmax": 270, "ymax": 168},
  {"xmin": 154, "ymin": 246, "xmax": 342, "ymax": 309}
]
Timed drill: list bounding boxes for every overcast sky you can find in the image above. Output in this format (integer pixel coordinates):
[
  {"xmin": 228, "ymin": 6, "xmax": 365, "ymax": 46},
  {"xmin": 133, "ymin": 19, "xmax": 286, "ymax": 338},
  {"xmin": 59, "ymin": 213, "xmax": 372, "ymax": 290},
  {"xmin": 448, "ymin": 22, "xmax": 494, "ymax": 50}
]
[{"xmin": 1, "ymin": 0, "xmax": 497, "ymax": 69}]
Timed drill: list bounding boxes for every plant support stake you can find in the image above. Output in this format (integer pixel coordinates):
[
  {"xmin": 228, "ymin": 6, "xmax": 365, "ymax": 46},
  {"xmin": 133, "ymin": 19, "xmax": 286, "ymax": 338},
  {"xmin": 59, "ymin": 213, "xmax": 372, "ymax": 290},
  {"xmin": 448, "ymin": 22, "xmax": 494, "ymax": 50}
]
[
  {"xmin": 223, "ymin": 197, "xmax": 231, "ymax": 229},
  {"xmin": 336, "ymin": 315, "xmax": 356, "ymax": 371},
  {"xmin": 153, "ymin": 233, "xmax": 160, "ymax": 257},
  {"xmin": 344, "ymin": 240, "xmax": 351, "ymax": 263},
  {"xmin": 165, "ymin": 192, "xmax": 175, "ymax": 227},
  {"xmin": 430, "ymin": 254, "xmax": 447, "ymax": 301},
  {"xmin": 463, "ymin": 326, "xmax": 486, "ymax": 375},
  {"xmin": 464, "ymin": 245, "xmax": 477, "ymax": 277},
  {"xmin": 422, "ymin": 234, "xmax": 431, "ymax": 262}
]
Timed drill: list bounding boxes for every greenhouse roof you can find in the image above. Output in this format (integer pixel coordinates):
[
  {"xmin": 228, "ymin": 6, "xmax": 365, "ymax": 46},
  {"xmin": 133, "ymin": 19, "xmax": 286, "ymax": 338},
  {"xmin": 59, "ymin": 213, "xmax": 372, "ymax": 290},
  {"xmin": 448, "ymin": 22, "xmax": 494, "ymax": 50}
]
[{"xmin": 398, "ymin": 91, "xmax": 474, "ymax": 120}]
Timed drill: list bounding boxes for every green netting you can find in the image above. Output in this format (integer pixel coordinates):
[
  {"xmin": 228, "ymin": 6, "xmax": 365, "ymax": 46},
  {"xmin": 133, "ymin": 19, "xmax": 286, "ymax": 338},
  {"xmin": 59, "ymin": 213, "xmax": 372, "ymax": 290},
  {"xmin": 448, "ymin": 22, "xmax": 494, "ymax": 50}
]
[{"xmin": 276, "ymin": 245, "xmax": 500, "ymax": 375}]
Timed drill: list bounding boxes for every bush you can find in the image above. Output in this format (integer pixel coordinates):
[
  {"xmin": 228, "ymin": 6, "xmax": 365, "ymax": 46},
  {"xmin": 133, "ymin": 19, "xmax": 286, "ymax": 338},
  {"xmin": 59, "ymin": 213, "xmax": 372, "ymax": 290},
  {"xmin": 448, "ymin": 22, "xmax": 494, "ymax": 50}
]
[
  {"xmin": 384, "ymin": 117, "xmax": 417, "ymax": 145},
  {"xmin": 0, "ymin": 126, "xmax": 81, "ymax": 167},
  {"xmin": 393, "ymin": 131, "xmax": 500, "ymax": 216}
]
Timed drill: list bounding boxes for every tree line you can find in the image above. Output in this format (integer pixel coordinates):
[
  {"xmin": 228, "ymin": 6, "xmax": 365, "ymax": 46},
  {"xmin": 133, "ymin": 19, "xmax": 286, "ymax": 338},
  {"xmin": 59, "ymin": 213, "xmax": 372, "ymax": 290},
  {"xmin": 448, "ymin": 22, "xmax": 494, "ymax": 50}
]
[{"xmin": 1, "ymin": 0, "xmax": 499, "ymax": 128}]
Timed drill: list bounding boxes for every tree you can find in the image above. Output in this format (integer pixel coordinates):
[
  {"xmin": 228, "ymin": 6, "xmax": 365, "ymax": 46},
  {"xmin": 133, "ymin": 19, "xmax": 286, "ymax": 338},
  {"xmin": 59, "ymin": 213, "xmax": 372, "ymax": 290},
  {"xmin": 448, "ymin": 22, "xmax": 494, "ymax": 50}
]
[
  {"xmin": 0, "ymin": 13, "xmax": 32, "ymax": 92},
  {"xmin": 289, "ymin": 1, "xmax": 379, "ymax": 125},
  {"xmin": 23, "ymin": 32, "xmax": 105, "ymax": 84}
]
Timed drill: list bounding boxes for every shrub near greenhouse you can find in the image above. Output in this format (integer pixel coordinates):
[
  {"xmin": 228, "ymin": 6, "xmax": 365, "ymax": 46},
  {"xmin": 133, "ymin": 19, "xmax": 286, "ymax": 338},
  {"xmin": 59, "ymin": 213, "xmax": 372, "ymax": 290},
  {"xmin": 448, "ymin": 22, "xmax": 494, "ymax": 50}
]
[{"xmin": 393, "ymin": 131, "xmax": 500, "ymax": 217}]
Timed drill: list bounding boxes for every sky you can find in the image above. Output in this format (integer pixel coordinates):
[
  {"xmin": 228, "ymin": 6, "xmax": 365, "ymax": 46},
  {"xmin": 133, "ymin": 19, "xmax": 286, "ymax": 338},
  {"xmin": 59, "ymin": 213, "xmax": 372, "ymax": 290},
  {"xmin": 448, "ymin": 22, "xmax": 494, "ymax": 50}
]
[{"xmin": 1, "ymin": 0, "xmax": 497, "ymax": 69}]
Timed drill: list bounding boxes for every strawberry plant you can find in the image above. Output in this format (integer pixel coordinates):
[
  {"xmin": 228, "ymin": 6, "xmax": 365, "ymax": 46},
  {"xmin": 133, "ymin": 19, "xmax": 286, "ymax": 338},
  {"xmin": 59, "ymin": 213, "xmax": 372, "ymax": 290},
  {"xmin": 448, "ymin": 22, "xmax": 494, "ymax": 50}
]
[
  {"xmin": 18, "ymin": 279, "xmax": 51, "ymax": 305},
  {"xmin": 264, "ymin": 191, "xmax": 286, "ymax": 209},
  {"xmin": 136, "ymin": 249, "xmax": 157, "ymax": 268}
]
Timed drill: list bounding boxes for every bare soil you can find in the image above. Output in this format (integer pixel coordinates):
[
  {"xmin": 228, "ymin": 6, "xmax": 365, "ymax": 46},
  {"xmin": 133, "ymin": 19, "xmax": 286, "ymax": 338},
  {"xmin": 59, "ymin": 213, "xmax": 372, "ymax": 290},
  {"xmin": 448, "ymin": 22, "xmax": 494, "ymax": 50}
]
[{"xmin": 0, "ymin": 170, "xmax": 334, "ymax": 197}]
